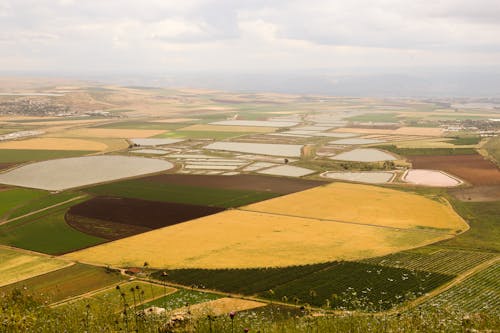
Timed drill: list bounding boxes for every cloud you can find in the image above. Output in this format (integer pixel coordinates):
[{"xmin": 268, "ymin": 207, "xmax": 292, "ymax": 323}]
[{"xmin": 0, "ymin": 0, "xmax": 498, "ymax": 73}]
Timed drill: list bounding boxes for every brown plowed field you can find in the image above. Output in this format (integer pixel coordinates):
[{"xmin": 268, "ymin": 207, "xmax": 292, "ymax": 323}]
[
  {"xmin": 409, "ymin": 154, "xmax": 500, "ymax": 185},
  {"xmin": 66, "ymin": 196, "xmax": 224, "ymax": 239},
  {"xmin": 139, "ymin": 174, "xmax": 325, "ymax": 194}
]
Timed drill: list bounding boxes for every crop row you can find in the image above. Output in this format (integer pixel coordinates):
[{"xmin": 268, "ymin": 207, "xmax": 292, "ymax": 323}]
[
  {"xmin": 423, "ymin": 261, "xmax": 499, "ymax": 314},
  {"xmin": 158, "ymin": 261, "xmax": 454, "ymax": 311},
  {"xmin": 376, "ymin": 145, "xmax": 477, "ymax": 156},
  {"xmin": 363, "ymin": 249, "xmax": 497, "ymax": 275}
]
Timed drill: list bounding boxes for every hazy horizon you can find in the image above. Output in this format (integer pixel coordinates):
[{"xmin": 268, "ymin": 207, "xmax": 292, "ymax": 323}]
[{"xmin": 1, "ymin": 0, "xmax": 500, "ymax": 97}]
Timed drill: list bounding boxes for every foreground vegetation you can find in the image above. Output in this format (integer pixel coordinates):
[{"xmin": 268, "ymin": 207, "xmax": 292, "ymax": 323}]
[{"xmin": 1, "ymin": 287, "xmax": 498, "ymax": 332}]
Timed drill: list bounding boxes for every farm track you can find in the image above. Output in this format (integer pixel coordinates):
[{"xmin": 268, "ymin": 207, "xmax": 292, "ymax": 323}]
[
  {"xmin": 390, "ymin": 255, "xmax": 500, "ymax": 314},
  {"xmin": 237, "ymin": 208, "xmax": 457, "ymax": 235},
  {"xmin": 0, "ymin": 195, "xmax": 87, "ymax": 226}
]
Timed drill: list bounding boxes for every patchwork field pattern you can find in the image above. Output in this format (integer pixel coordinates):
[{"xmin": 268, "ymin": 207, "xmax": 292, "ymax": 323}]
[
  {"xmin": 65, "ymin": 183, "xmax": 467, "ymax": 269},
  {"xmin": 423, "ymin": 261, "xmax": 499, "ymax": 314},
  {"xmin": 0, "ymin": 263, "xmax": 123, "ymax": 304},
  {"xmin": 66, "ymin": 196, "xmax": 225, "ymax": 240},
  {"xmin": 0, "ymin": 247, "xmax": 69, "ymax": 287},
  {"xmin": 409, "ymin": 154, "xmax": 500, "ymax": 185}
]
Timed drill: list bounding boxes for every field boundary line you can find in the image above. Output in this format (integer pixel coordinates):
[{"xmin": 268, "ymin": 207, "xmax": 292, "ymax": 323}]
[
  {"xmin": 388, "ymin": 255, "xmax": 500, "ymax": 314},
  {"xmin": 0, "ymin": 195, "xmax": 87, "ymax": 226},
  {"xmin": 237, "ymin": 208, "xmax": 458, "ymax": 235}
]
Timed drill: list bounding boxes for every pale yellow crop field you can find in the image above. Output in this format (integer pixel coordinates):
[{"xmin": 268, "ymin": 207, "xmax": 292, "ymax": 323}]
[
  {"xmin": 0, "ymin": 247, "xmax": 70, "ymax": 287},
  {"xmin": 244, "ymin": 182, "xmax": 467, "ymax": 232},
  {"xmin": 178, "ymin": 124, "xmax": 277, "ymax": 133},
  {"xmin": 334, "ymin": 127, "xmax": 444, "ymax": 137},
  {"xmin": 0, "ymin": 138, "xmax": 107, "ymax": 151},
  {"xmin": 180, "ymin": 298, "xmax": 266, "ymax": 318},
  {"xmin": 64, "ymin": 207, "xmax": 456, "ymax": 269},
  {"xmin": 151, "ymin": 118, "xmax": 199, "ymax": 123},
  {"xmin": 60, "ymin": 128, "xmax": 166, "ymax": 138}
]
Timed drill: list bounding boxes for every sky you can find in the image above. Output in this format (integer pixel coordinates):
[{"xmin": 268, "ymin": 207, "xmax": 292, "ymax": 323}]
[{"xmin": 1, "ymin": 0, "xmax": 500, "ymax": 95}]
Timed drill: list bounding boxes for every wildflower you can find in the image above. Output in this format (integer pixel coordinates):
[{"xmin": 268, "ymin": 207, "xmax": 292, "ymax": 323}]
[
  {"xmin": 229, "ymin": 311, "xmax": 236, "ymax": 320},
  {"xmin": 244, "ymin": 328, "xmax": 249, "ymax": 332}
]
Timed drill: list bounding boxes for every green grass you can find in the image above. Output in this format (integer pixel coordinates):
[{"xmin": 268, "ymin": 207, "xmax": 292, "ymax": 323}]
[
  {"xmin": 85, "ymin": 180, "xmax": 278, "ymax": 208},
  {"xmin": 140, "ymin": 289, "xmax": 222, "ymax": 310},
  {"xmin": 376, "ymin": 145, "xmax": 477, "ymax": 156},
  {"xmin": 346, "ymin": 113, "xmax": 401, "ymax": 123},
  {"xmin": 0, "ymin": 150, "xmax": 94, "ymax": 163},
  {"xmin": 484, "ymin": 135, "xmax": 500, "ymax": 165},
  {"xmin": 157, "ymin": 261, "xmax": 454, "ymax": 311},
  {"xmin": 6, "ymin": 191, "xmax": 83, "ymax": 220},
  {"xmin": 0, "ymin": 200, "xmax": 106, "ymax": 255},
  {"xmin": 60, "ymin": 281, "xmax": 166, "ymax": 312},
  {"xmin": 0, "ymin": 188, "xmax": 47, "ymax": 218},
  {"xmin": 440, "ymin": 199, "xmax": 500, "ymax": 253},
  {"xmin": 423, "ymin": 261, "xmax": 499, "ymax": 314},
  {"xmin": 446, "ymin": 136, "xmax": 482, "ymax": 145},
  {"xmin": 0, "ymin": 263, "xmax": 123, "ymax": 304},
  {"xmin": 362, "ymin": 248, "xmax": 497, "ymax": 275}
]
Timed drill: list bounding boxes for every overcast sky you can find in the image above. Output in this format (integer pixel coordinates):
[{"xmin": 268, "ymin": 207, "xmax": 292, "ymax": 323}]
[{"xmin": 0, "ymin": 0, "xmax": 499, "ymax": 76}]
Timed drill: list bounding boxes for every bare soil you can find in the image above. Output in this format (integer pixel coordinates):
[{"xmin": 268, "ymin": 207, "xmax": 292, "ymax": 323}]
[
  {"xmin": 66, "ymin": 196, "xmax": 224, "ymax": 240},
  {"xmin": 409, "ymin": 154, "xmax": 500, "ymax": 186}
]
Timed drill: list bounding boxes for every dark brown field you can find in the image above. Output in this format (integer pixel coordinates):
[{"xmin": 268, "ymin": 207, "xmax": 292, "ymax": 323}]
[
  {"xmin": 409, "ymin": 154, "xmax": 500, "ymax": 186},
  {"xmin": 139, "ymin": 174, "xmax": 325, "ymax": 194},
  {"xmin": 0, "ymin": 163, "xmax": 15, "ymax": 171},
  {"xmin": 66, "ymin": 196, "xmax": 224, "ymax": 240}
]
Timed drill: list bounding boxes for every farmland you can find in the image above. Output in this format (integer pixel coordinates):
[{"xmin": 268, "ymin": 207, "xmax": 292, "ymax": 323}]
[
  {"xmin": 422, "ymin": 261, "xmax": 499, "ymax": 314},
  {"xmin": 66, "ymin": 196, "xmax": 225, "ymax": 240},
  {"xmin": 363, "ymin": 248, "xmax": 497, "ymax": 275},
  {"xmin": 0, "ymin": 263, "xmax": 123, "ymax": 303},
  {"xmin": 408, "ymin": 154, "xmax": 500, "ymax": 185},
  {"xmin": 0, "ymin": 247, "xmax": 69, "ymax": 287},
  {"xmin": 141, "ymin": 289, "xmax": 222, "ymax": 310},
  {"xmin": 65, "ymin": 183, "xmax": 467, "ymax": 268},
  {"xmin": 159, "ymin": 261, "xmax": 453, "ymax": 311},
  {"xmin": 0, "ymin": 200, "xmax": 106, "ymax": 254},
  {"xmin": 0, "ymin": 138, "xmax": 108, "ymax": 151},
  {"xmin": 0, "ymin": 188, "xmax": 46, "ymax": 218},
  {"xmin": 376, "ymin": 145, "xmax": 477, "ymax": 156},
  {"xmin": 0, "ymin": 149, "xmax": 95, "ymax": 163},
  {"xmin": 85, "ymin": 178, "xmax": 281, "ymax": 208},
  {"xmin": 0, "ymin": 156, "xmax": 174, "ymax": 191}
]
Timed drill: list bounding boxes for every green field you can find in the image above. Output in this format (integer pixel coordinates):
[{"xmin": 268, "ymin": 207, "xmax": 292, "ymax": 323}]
[
  {"xmin": 0, "ymin": 188, "xmax": 47, "ymax": 218},
  {"xmin": 376, "ymin": 145, "xmax": 477, "ymax": 156},
  {"xmin": 157, "ymin": 261, "xmax": 454, "ymax": 311},
  {"xmin": 447, "ymin": 136, "xmax": 482, "ymax": 145},
  {"xmin": 363, "ymin": 248, "xmax": 497, "ymax": 275},
  {"xmin": 441, "ymin": 199, "xmax": 500, "ymax": 252},
  {"xmin": 423, "ymin": 262, "xmax": 499, "ymax": 314},
  {"xmin": 6, "ymin": 191, "xmax": 83, "ymax": 220},
  {"xmin": 59, "ymin": 281, "xmax": 168, "ymax": 312},
  {"xmin": 0, "ymin": 149, "xmax": 95, "ymax": 163},
  {"xmin": 85, "ymin": 180, "xmax": 278, "ymax": 208},
  {"xmin": 0, "ymin": 263, "xmax": 123, "ymax": 304},
  {"xmin": 0, "ymin": 200, "xmax": 106, "ymax": 254},
  {"xmin": 0, "ymin": 247, "xmax": 69, "ymax": 287},
  {"xmin": 140, "ymin": 289, "xmax": 222, "ymax": 310},
  {"xmin": 484, "ymin": 135, "xmax": 500, "ymax": 165}
]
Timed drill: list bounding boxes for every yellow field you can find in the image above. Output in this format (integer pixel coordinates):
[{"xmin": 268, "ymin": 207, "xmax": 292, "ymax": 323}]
[
  {"xmin": 176, "ymin": 298, "xmax": 265, "ymax": 318},
  {"xmin": 151, "ymin": 118, "xmax": 199, "ymax": 123},
  {"xmin": 244, "ymin": 182, "xmax": 467, "ymax": 231},
  {"xmin": 65, "ymin": 183, "xmax": 466, "ymax": 269},
  {"xmin": 0, "ymin": 247, "xmax": 70, "ymax": 287},
  {"xmin": 0, "ymin": 138, "xmax": 107, "ymax": 151},
  {"xmin": 58, "ymin": 128, "xmax": 166, "ymax": 138},
  {"xmin": 334, "ymin": 127, "xmax": 444, "ymax": 137},
  {"xmin": 178, "ymin": 124, "xmax": 277, "ymax": 133},
  {"xmin": 16, "ymin": 119, "xmax": 110, "ymax": 126}
]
